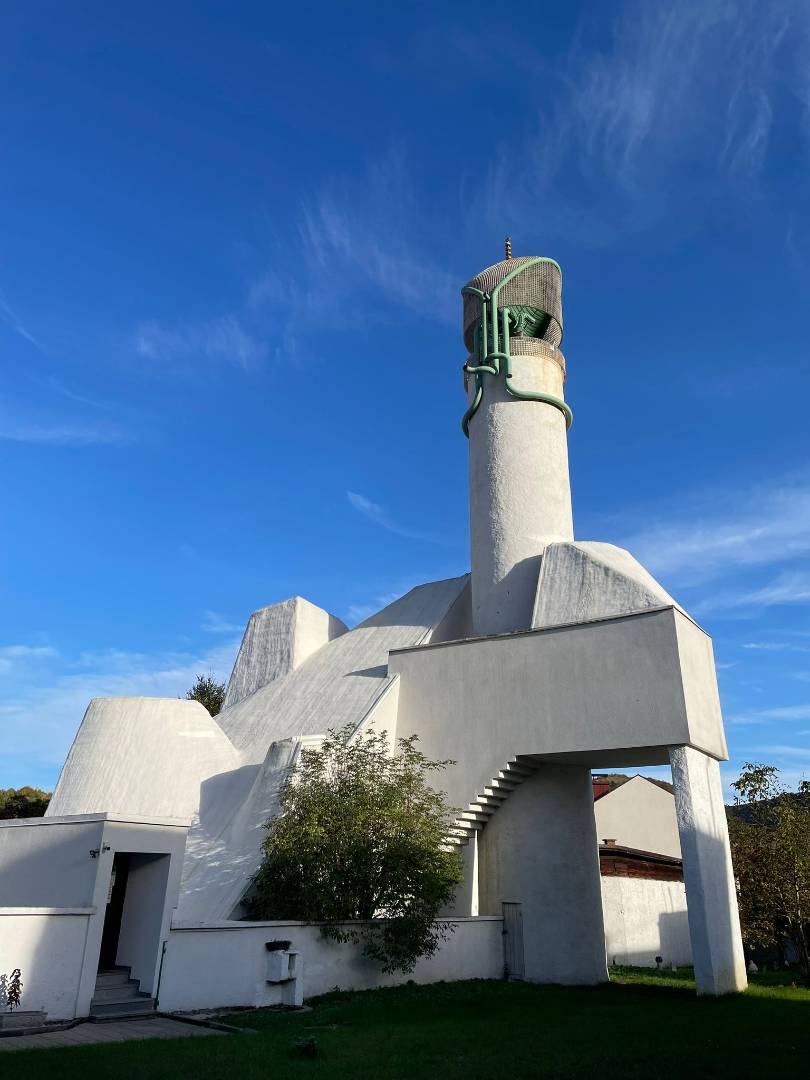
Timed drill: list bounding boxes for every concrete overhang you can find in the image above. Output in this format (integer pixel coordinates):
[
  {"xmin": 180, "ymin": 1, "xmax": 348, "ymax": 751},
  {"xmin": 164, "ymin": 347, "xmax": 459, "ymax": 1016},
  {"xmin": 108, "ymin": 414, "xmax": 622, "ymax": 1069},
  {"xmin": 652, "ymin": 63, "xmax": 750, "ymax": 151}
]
[
  {"xmin": 388, "ymin": 606, "xmax": 727, "ymax": 807},
  {"xmin": 0, "ymin": 813, "xmax": 192, "ymax": 830}
]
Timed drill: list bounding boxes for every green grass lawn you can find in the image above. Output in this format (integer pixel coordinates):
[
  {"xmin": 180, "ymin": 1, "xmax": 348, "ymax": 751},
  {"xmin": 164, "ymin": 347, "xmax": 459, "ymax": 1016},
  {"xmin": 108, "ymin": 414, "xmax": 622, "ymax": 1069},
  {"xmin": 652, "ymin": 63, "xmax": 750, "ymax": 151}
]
[{"xmin": 6, "ymin": 969, "xmax": 809, "ymax": 1079}]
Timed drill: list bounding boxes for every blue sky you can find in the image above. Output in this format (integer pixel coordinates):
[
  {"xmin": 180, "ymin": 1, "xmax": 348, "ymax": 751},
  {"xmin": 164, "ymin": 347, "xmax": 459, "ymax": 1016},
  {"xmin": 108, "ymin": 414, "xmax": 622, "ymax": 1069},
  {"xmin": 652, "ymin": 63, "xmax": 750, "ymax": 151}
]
[{"xmin": 2, "ymin": 1, "xmax": 810, "ymax": 795}]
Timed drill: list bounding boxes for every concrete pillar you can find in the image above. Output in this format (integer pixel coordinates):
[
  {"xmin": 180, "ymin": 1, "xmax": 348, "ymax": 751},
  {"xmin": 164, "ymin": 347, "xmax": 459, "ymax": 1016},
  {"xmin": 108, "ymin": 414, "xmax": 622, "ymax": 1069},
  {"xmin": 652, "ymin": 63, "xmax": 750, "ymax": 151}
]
[
  {"xmin": 477, "ymin": 764, "xmax": 607, "ymax": 984},
  {"xmin": 669, "ymin": 745, "xmax": 747, "ymax": 995},
  {"xmin": 468, "ymin": 346, "xmax": 573, "ymax": 636}
]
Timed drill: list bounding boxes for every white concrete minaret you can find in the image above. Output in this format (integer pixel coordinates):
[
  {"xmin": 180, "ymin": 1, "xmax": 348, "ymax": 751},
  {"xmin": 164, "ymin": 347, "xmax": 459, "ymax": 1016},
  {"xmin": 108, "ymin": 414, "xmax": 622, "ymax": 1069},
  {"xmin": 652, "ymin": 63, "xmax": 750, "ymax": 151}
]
[{"xmin": 463, "ymin": 246, "xmax": 573, "ymax": 636}]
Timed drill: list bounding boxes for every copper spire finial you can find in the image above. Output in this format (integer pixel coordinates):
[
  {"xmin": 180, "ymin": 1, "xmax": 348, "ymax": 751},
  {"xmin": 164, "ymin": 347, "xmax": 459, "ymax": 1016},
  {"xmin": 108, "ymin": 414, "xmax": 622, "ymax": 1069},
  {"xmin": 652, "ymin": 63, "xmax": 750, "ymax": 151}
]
[{"xmin": 505, "ymin": 236, "xmax": 512, "ymax": 260}]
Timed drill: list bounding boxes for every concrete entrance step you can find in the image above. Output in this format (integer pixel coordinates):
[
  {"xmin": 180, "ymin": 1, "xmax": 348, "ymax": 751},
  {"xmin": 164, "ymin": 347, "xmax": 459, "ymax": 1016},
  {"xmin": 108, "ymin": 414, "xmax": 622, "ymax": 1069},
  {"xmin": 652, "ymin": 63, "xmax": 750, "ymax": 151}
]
[
  {"xmin": 89, "ymin": 996, "xmax": 156, "ymax": 1019},
  {"xmin": 95, "ymin": 967, "xmax": 133, "ymax": 989},
  {"xmin": 92, "ymin": 982, "xmax": 143, "ymax": 1003}
]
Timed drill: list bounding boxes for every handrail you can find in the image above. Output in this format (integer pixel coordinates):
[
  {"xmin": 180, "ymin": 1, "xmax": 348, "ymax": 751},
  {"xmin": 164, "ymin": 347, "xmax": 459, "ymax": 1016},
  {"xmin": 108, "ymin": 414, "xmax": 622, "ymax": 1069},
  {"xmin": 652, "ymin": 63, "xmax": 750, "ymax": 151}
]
[{"xmin": 461, "ymin": 257, "xmax": 571, "ymax": 436}]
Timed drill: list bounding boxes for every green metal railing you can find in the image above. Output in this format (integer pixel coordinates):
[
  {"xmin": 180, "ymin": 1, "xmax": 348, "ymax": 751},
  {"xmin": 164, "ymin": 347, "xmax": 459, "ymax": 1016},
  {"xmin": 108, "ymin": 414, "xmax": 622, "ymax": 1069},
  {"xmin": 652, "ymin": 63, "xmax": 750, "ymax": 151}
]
[{"xmin": 461, "ymin": 256, "xmax": 573, "ymax": 437}]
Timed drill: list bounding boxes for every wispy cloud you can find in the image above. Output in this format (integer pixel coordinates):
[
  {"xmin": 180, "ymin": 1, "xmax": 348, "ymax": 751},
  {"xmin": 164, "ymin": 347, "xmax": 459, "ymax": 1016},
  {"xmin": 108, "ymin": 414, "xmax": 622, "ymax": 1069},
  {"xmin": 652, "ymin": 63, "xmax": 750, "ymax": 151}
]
[
  {"xmin": 0, "ymin": 398, "xmax": 127, "ymax": 446},
  {"xmin": 0, "ymin": 645, "xmax": 59, "ymax": 660},
  {"xmin": 347, "ymin": 490, "xmax": 448, "ymax": 545},
  {"xmin": 346, "ymin": 590, "xmax": 403, "ymax": 627},
  {"xmin": 298, "ymin": 149, "xmax": 458, "ymax": 325},
  {"xmin": 750, "ymin": 743, "xmax": 810, "ymax": 761},
  {"xmin": 620, "ymin": 480, "xmax": 810, "ymax": 587},
  {"xmin": 729, "ymin": 703, "xmax": 810, "ymax": 725},
  {"xmin": 742, "ymin": 641, "xmax": 810, "ymax": 653},
  {"xmin": 0, "ymin": 645, "xmax": 59, "ymax": 676},
  {"xmin": 0, "ymin": 636, "xmax": 239, "ymax": 786},
  {"xmin": 45, "ymin": 377, "xmax": 113, "ymax": 412},
  {"xmin": 698, "ymin": 571, "xmax": 810, "ymax": 615},
  {"xmin": 0, "ymin": 288, "xmax": 41, "ymax": 349},
  {"xmin": 201, "ymin": 610, "xmax": 245, "ymax": 635},
  {"xmin": 475, "ymin": 0, "xmax": 808, "ymax": 243},
  {"xmin": 135, "ymin": 315, "xmax": 266, "ymax": 371}
]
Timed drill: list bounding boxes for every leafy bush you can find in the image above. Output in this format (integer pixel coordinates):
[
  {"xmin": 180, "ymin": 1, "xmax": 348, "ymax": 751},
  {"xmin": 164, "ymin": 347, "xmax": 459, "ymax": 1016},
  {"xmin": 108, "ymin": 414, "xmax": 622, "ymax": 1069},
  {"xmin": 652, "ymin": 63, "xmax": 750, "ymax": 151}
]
[{"xmin": 247, "ymin": 726, "xmax": 463, "ymax": 973}]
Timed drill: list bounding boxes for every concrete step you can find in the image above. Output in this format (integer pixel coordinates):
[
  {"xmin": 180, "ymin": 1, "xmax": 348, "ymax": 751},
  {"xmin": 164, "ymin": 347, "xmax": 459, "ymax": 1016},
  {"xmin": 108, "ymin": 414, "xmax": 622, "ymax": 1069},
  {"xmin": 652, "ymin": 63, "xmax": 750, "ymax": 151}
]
[
  {"xmin": 92, "ymin": 982, "xmax": 142, "ymax": 1003},
  {"xmin": 502, "ymin": 761, "xmax": 534, "ymax": 777},
  {"xmin": 492, "ymin": 777, "xmax": 522, "ymax": 794},
  {"xmin": 472, "ymin": 794, "xmax": 505, "ymax": 808},
  {"xmin": 94, "ymin": 967, "xmax": 132, "ymax": 988},
  {"xmin": 487, "ymin": 778, "xmax": 520, "ymax": 793},
  {"xmin": 89, "ymin": 996, "xmax": 155, "ymax": 1018},
  {"xmin": 460, "ymin": 810, "xmax": 490, "ymax": 823}
]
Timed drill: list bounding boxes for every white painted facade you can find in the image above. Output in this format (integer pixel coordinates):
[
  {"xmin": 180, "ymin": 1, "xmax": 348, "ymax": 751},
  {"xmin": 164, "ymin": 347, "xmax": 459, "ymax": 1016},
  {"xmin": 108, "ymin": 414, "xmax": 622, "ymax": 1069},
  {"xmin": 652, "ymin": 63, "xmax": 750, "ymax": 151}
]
[
  {"xmin": 601, "ymin": 878, "xmax": 691, "ymax": 968},
  {"xmin": 594, "ymin": 776, "xmax": 682, "ymax": 858},
  {"xmin": 0, "ymin": 250, "xmax": 746, "ymax": 1017},
  {"xmin": 158, "ymin": 917, "xmax": 504, "ymax": 1013},
  {"xmin": 0, "ymin": 814, "xmax": 187, "ymax": 1019}
]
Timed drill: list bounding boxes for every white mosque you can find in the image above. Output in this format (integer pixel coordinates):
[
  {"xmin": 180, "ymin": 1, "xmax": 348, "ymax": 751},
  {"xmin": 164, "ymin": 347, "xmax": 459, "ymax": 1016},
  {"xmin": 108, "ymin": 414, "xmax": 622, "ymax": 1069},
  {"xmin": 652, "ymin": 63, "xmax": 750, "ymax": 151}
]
[{"xmin": 0, "ymin": 251, "xmax": 746, "ymax": 1022}]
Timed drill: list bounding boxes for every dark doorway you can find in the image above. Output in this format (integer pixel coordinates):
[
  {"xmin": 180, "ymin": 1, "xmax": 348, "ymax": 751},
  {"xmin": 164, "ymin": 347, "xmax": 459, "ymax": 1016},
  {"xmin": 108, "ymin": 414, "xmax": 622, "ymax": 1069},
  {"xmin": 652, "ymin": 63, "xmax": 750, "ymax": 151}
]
[{"xmin": 98, "ymin": 853, "xmax": 130, "ymax": 971}]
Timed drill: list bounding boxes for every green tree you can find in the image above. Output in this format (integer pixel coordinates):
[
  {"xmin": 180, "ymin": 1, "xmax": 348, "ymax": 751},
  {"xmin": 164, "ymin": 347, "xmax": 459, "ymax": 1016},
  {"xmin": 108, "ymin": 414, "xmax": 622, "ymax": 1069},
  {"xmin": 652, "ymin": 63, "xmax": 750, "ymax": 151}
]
[
  {"xmin": 0, "ymin": 786, "xmax": 50, "ymax": 819},
  {"xmin": 728, "ymin": 762, "xmax": 810, "ymax": 982},
  {"xmin": 247, "ymin": 725, "xmax": 464, "ymax": 973},
  {"xmin": 186, "ymin": 672, "xmax": 226, "ymax": 716}
]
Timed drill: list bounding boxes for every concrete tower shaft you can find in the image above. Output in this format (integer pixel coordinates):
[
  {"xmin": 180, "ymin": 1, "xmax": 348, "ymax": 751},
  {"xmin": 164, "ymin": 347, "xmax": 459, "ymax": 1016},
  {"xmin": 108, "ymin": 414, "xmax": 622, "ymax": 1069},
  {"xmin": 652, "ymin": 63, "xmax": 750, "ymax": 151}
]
[{"xmin": 463, "ymin": 255, "xmax": 573, "ymax": 636}]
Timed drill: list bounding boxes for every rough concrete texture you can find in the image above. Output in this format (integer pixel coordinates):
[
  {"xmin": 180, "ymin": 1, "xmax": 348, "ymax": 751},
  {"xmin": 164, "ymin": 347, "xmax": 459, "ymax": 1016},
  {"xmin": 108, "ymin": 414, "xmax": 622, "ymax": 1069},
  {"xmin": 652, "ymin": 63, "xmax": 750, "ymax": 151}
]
[
  {"xmin": 669, "ymin": 745, "xmax": 747, "ymax": 994},
  {"xmin": 468, "ymin": 352, "xmax": 573, "ymax": 636},
  {"xmin": 478, "ymin": 766, "xmax": 607, "ymax": 985},
  {"xmin": 217, "ymin": 576, "xmax": 467, "ymax": 760},
  {"xmin": 47, "ymin": 698, "xmax": 240, "ymax": 820},
  {"xmin": 533, "ymin": 542, "xmax": 684, "ymax": 628},
  {"xmin": 174, "ymin": 578, "xmax": 467, "ymax": 920},
  {"xmin": 176, "ymin": 736, "xmax": 303, "ymax": 922},
  {"xmin": 223, "ymin": 596, "xmax": 348, "ymax": 710}
]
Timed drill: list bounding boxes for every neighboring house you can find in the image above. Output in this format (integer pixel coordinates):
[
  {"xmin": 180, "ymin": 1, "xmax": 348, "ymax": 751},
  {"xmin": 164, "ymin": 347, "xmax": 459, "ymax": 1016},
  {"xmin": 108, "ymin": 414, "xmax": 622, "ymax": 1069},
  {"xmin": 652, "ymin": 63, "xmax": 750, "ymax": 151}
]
[{"xmin": 593, "ymin": 775, "xmax": 691, "ymax": 969}]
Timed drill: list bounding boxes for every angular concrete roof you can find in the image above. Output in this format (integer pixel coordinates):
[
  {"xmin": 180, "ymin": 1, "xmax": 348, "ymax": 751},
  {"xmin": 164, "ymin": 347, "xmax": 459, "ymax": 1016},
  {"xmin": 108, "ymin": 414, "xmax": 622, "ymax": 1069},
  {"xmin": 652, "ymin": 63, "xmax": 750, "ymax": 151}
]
[
  {"xmin": 176, "ymin": 575, "xmax": 469, "ymax": 919},
  {"xmin": 217, "ymin": 575, "xmax": 469, "ymax": 761}
]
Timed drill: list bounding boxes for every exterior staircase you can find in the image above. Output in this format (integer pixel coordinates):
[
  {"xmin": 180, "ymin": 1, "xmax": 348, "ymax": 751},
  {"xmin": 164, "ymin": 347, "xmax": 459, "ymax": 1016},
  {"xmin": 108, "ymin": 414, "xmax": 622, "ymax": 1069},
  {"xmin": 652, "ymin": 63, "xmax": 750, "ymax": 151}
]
[
  {"xmin": 447, "ymin": 757, "xmax": 538, "ymax": 848},
  {"xmin": 90, "ymin": 967, "xmax": 155, "ymax": 1019}
]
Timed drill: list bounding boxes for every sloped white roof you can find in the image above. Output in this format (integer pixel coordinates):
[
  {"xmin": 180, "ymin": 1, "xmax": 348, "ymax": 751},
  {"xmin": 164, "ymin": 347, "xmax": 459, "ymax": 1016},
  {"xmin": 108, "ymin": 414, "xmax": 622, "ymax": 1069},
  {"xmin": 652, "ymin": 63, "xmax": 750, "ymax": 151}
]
[
  {"xmin": 176, "ymin": 575, "xmax": 468, "ymax": 919},
  {"xmin": 217, "ymin": 576, "xmax": 468, "ymax": 761}
]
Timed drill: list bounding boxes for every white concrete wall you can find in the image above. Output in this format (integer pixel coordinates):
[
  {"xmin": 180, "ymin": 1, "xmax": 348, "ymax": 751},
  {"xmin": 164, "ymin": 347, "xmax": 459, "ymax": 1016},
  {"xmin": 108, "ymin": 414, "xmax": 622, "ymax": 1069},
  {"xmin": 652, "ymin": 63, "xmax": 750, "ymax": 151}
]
[
  {"xmin": 390, "ymin": 607, "xmax": 726, "ymax": 813},
  {"xmin": 594, "ymin": 776, "xmax": 682, "ymax": 858},
  {"xmin": 533, "ymin": 542, "xmax": 683, "ymax": 628},
  {"xmin": 48, "ymin": 697, "xmax": 239, "ymax": 820},
  {"xmin": 70, "ymin": 819, "xmax": 188, "ymax": 1012},
  {"xmin": 468, "ymin": 349, "xmax": 573, "ymax": 636},
  {"xmin": 0, "ymin": 817, "xmax": 188, "ymax": 1019},
  {"xmin": 0, "ymin": 910, "xmax": 92, "ymax": 1020},
  {"xmin": 224, "ymin": 597, "xmax": 348, "ymax": 710},
  {"xmin": 0, "ymin": 818, "xmax": 102, "ymax": 907},
  {"xmin": 478, "ymin": 766, "xmax": 607, "ymax": 985},
  {"xmin": 601, "ymin": 877, "xmax": 691, "ymax": 968},
  {"xmin": 158, "ymin": 917, "xmax": 504, "ymax": 1012}
]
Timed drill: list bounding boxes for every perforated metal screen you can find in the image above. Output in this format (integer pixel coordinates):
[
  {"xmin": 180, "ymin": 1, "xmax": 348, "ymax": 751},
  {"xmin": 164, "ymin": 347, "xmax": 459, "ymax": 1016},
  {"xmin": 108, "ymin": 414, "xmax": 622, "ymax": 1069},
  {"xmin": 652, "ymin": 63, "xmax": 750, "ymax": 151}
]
[{"xmin": 462, "ymin": 256, "xmax": 563, "ymax": 352}]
